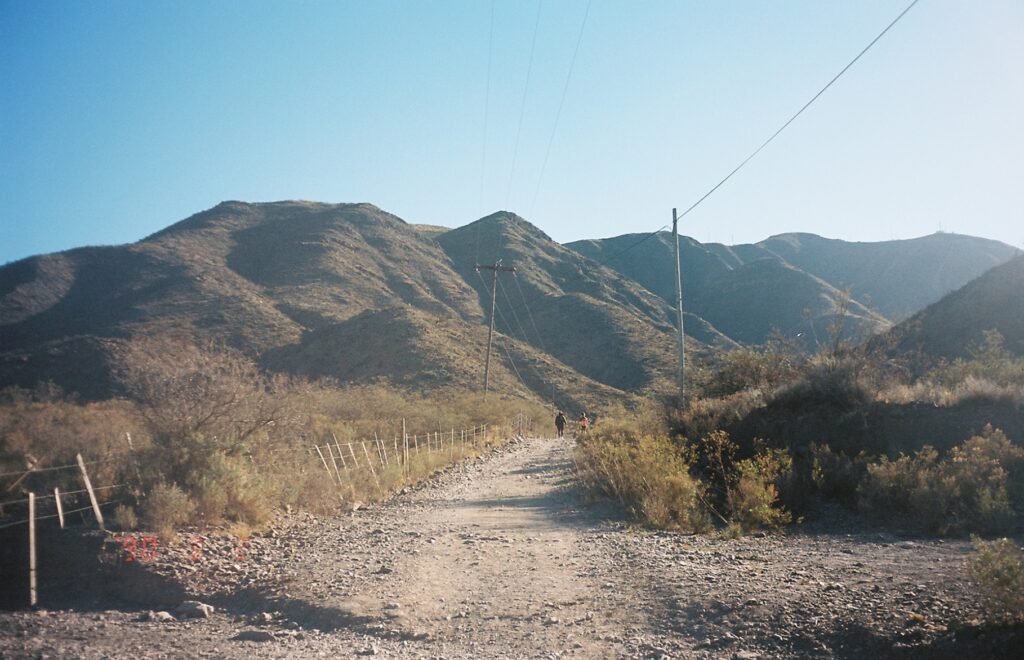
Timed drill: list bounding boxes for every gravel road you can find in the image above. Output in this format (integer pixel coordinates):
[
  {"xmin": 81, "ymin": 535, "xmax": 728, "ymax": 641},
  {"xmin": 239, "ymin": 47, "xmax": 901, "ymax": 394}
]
[{"xmin": 1, "ymin": 436, "xmax": 1011, "ymax": 659}]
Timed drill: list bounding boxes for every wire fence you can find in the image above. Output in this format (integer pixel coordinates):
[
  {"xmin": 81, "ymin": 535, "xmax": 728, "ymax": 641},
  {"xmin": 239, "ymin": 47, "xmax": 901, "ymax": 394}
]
[{"xmin": 0, "ymin": 414, "xmax": 534, "ymax": 609}]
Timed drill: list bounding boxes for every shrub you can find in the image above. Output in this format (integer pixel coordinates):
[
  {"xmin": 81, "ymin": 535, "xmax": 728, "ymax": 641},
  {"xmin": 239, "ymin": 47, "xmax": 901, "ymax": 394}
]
[
  {"xmin": 858, "ymin": 427, "xmax": 1024, "ymax": 534},
  {"xmin": 575, "ymin": 422, "xmax": 709, "ymax": 532},
  {"xmin": 928, "ymin": 331, "xmax": 1024, "ymax": 389},
  {"xmin": 142, "ymin": 483, "xmax": 196, "ymax": 538},
  {"xmin": 770, "ymin": 354, "xmax": 872, "ymax": 412},
  {"xmin": 696, "ymin": 346, "xmax": 800, "ymax": 398},
  {"xmin": 969, "ymin": 537, "xmax": 1024, "ymax": 625},
  {"xmin": 113, "ymin": 504, "xmax": 138, "ymax": 531},
  {"xmin": 726, "ymin": 448, "xmax": 793, "ymax": 530},
  {"xmin": 810, "ymin": 443, "xmax": 870, "ymax": 509}
]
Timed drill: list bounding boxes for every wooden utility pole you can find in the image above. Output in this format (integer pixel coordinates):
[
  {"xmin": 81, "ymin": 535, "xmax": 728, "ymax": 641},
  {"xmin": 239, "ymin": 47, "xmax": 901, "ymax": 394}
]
[
  {"xmin": 475, "ymin": 260, "xmax": 516, "ymax": 396},
  {"xmin": 672, "ymin": 208, "xmax": 686, "ymax": 398}
]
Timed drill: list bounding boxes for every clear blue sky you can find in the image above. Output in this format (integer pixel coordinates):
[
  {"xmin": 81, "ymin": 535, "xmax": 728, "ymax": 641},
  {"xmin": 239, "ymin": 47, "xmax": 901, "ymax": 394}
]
[{"xmin": 2, "ymin": 0, "xmax": 1022, "ymax": 264}]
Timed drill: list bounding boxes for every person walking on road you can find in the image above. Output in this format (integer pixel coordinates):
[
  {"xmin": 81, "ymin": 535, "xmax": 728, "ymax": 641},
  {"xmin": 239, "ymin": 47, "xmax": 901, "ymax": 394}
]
[
  {"xmin": 578, "ymin": 412, "xmax": 590, "ymax": 434},
  {"xmin": 554, "ymin": 411, "xmax": 566, "ymax": 438}
]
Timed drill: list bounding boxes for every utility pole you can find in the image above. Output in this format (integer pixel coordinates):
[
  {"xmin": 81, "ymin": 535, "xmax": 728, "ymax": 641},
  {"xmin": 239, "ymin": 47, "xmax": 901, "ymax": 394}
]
[
  {"xmin": 475, "ymin": 259, "xmax": 516, "ymax": 396},
  {"xmin": 673, "ymin": 208, "xmax": 686, "ymax": 398}
]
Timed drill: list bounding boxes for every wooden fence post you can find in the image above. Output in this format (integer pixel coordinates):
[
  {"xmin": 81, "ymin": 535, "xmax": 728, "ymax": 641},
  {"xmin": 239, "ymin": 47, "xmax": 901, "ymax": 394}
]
[
  {"xmin": 76, "ymin": 453, "xmax": 105, "ymax": 530},
  {"xmin": 28, "ymin": 492, "xmax": 37, "ymax": 608},
  {"xmin": 54, "ymin": 487, "xmax": 64, "ymax": 529},
  {"xmin": 374, "ymin": 432, "xmax": 388, "ymax": 466},
  {"xmin": 361, "ymin": 442, "xmax": 380, "ymax": 490},
  {"xmin": 326, "ymin": 443, "xmax": 343, "ymax": 484},
  {"xmin": 314, "ymin": 445, "xmax": 335, "ymax": 484},
  {"xmin": 347, "ymin": 443, "xmax": 360, "ymax": 474}
]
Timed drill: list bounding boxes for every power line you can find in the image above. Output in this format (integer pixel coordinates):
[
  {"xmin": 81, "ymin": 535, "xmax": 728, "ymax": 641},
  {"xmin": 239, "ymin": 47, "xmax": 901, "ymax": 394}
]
[
  {"xmin": 513, "ymin": 272, "xmax": 549, "ymax": 355},
  {"xmin": 571, "ymin": 0, "xmax": 922, "ymax": 270},
  {"xmin": 529, "ymin": 0, "xmax": 592, "ymax": 216},
  {"xmin": 674, "ymin": 0, "xmax": 922, "ymax": 224},
  {"xmin": 475, "ymin": 0, "xmax": 496, "ymax": 264},
  {"xmin": 505, "ymin": 0, "xmax": 544, "ymax": 208},
  {"xmin": 591, "ymin": 225, "xmax": 670, "ymax": 267},
  {"xmin": 497, "ymin": 275, "xmax": 532, "ymax": 347}
]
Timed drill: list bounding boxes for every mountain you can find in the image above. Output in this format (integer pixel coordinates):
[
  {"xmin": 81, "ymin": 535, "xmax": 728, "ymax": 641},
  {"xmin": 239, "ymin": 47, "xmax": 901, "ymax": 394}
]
[
  {"xmin": 567, "ymin": 231, "xmax": 1019, "ymax": 345},
  {"xmin": 881, "ymin": 254, "xmax": 1024, "ymax": 361},
  {"xmin": 435, "ymin": 212, "xmax": 733, "ymax": 393},
  {"xmin": 754, "ymin": 232, "xmax": 1019, "ymax": 321},
  {"xmin": 0, "ymin": 201, "xmax": 705, "ymax": 408}
]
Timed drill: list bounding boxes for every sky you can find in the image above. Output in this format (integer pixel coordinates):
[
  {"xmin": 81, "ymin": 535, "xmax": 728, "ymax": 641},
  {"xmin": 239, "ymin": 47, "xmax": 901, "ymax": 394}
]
[{"xmin": 2, "ymin": 0, "xmax": 1022, "ymax": 264}]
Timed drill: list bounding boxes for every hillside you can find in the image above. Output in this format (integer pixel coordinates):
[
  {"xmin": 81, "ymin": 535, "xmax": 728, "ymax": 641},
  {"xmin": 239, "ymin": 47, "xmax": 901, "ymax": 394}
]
[
  {"xmin": 436, "ymin": 213, "xmax": 732, "ymax": 392},
  {"xmin": 0, "ymin": 202, "xmax": 688, "ymax": 407},
  {"xmin": 881, "ymin": 253, "xmax": 1024, "ymax": 360},
  {"xmin": 756, "ymin": 232, "xmax": 1019, "ymax": 320},
  {"xmin": 568, "ymin": 230, "xmax": 1018, "ymax": 345}
]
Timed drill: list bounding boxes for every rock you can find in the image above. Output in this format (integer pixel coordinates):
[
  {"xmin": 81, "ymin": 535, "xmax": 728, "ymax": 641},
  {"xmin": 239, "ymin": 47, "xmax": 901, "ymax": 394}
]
[
  {"xmin": 734, "ymin": 652, "xmax": 761, "ymax": 659},
  {"xmin": 144, "ymin": 611, "xmax": 176, "ymax": 622},
  {"xmin": 232, "ymin": 630, "xmax": 275, "ymax": 642},
  {"xmin": 356, "ymin": 644, "xmax": 379, "ymax": 655},
  {"xmin": 174, "ymin": 601, "xmax": 214, "ymax": 619}
]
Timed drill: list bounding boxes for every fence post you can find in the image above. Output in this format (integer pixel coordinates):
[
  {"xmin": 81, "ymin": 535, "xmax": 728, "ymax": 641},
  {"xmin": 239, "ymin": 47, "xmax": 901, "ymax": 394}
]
[
  {"xmin": 403, "ymin": 422, "xmax": 409, "ymax": 474},
  {"xmin": 54, "ymin": 487, "xmax": 64, "ymax": 529},
  {"xmin": 28, "ymin": 491, "xmax": 37, "ymax": 608},
  {"xmin": 360, "ymin": 442, "xmax": 381, "ymax": 491},
  {"xmin": 374, "ymin": 432, "xmax": 388, "ymax": 466},
  {"xmin": 314, "ymin": 445, "xmax": 336, "ymax": 484},
  {"xmin": 326, "ymin": 443, "xmax": 343, "ymax": 485},
  {"xmin": 76, "ymin": 453, "xmax": 105, "ymax": 530},
  {"xmin": 347, "ymin": 443, "xmax": 360, "ymax": 473},
  {"xmin": 125, "ymin": 432, "xmax": 144, "ymax": 497}
]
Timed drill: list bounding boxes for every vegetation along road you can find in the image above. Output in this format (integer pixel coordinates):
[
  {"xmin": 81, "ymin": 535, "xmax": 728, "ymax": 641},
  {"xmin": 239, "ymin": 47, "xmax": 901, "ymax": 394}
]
[{"xmin": 0, "ymin": 437, "xmax": 995, "ymax": 658}]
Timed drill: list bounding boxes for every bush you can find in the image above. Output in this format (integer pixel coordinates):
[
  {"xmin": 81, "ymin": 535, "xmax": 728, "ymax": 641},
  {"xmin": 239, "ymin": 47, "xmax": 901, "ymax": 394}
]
[
  {"xmin": 969, "ymin": 537, "xmax": 1024, "ymax": 625},
  {"xmin": 928, "ymin": 331, "xmax": 1024, "ymax": 389},
  {"xmin": 727, "ymin": 448, "xmax": 793, "ymax": 530},
  {"xmin": 858, "ymin": 427, "xmax": 1024, "ymax": 534},
  {"xmin": 575, "ymin": 420, "xmax": 709, "ymax": 532},
  {"xmin": 770, "ymin": 354, "xmax": 872, "ymax": 412},
  {"xmin": 143, "ymin": 483, "xmax": 196, "ymax": 538},
  {"xmin": 810, "ymin": 443, "xmax": 870, "ymax": 509},
  {"xmin": 696, "ymin": 346, "xmax": 799, "ymax": 398}
]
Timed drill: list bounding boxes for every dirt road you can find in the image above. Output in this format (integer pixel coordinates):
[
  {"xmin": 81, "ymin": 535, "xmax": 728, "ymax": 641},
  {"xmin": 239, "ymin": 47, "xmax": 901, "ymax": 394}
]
[{"xmin": 0, "ymin": 437, "xmax": 1003, "ymax": 658}]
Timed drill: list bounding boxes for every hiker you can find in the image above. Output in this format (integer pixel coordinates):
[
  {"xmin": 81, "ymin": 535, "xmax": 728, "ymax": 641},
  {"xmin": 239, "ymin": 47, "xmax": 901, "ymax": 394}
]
[
  {"xmin": 578, "ymin": 412, "xmax": 590, "ymax": 433},
  {"xmin": 554, "ymin": 411, "xmax": 566, "ymax": 438}
]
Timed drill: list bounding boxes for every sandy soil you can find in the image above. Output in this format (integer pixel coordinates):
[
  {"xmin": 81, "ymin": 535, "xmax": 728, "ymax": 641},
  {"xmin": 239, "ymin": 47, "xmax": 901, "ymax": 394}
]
[{"xmin": 0, "ymin": 437, "xmax": 1015, "ymax": 659}]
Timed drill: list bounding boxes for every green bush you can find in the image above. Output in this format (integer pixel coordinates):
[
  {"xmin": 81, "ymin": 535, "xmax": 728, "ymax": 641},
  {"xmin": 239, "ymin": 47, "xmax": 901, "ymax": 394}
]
[
  {"xmin": 727, "ymin": 448, "xmax": 793, "ymax": 530},
  {"xmin": 969, "ymin": 537, "xmax": 1024, "ymax": 625},
  {"xmin": 858, "ymin": 427, "xmax": 1024, "ymax": 534},
  {"xmin": 810, "ymin": 443, "xmax": 870, "ymax": 509}
]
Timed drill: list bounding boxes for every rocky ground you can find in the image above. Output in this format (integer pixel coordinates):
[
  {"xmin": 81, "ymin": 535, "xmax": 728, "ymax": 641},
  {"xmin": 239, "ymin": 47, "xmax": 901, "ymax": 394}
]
[{"xmin": 1, "ymin": 436, "xmax": 1019, "ymax": 659}]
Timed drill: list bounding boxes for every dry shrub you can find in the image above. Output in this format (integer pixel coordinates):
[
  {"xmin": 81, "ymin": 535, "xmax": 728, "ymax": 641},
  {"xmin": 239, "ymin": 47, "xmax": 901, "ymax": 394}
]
[
  {"xmin": 113, "ymin": 504, "xmax": 139, "ymax": 531},
  {"xmin": 696, "ymin": 346, "xmax": 800, "ymax": 398},
  {"xmin": 575, "ymin": 419, "xmax": 709, "ymax": 532},
  {"xmin": 770, "ymin": 354, "xmax": 872, "ymax": 412},
  {"xmin": 969, "ymin": 537, "xmax": 1024, "ymax": 625},
  {"xmin": 143, "ymin": 483, "xmax": 195, "ymax": 538},
  {"xmin": 672, "ymin": 389, "xmax": 766, "ymax": 441},
  {"xmin": 0, "ymin": 386, "xmax": 142, "ymax": 501},
  {"xmin": 727, "ymin": 448, "xmax": 794, "ymax": 530},
  {"xmin": 929, "ymin": 331, "xmax": 1024, "ymax": 389},
  {"xmin": 115, "ymin": 336, "xmax": 310, "ymax": 445},
  {"xmin": 858, "ymin": 427, "xmax": 1024, "ymax": 534}
]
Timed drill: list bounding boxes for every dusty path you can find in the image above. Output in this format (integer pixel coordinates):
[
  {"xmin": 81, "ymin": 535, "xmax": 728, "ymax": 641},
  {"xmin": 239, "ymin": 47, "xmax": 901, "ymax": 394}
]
[{"xmin": 0, "ymin": 437, "xmax": 1004, "ymax": 659}]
